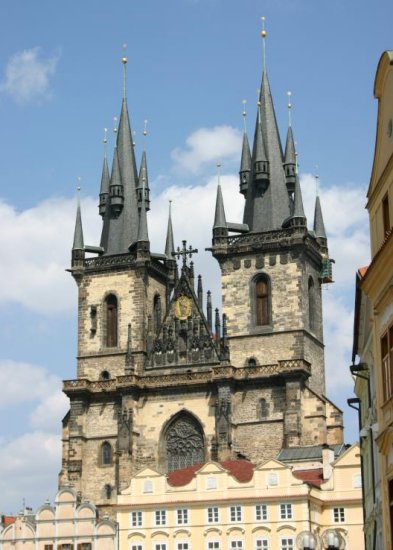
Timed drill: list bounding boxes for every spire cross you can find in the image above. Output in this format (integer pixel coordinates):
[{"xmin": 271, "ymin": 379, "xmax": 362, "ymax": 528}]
[
  {"xmin": 174, "ymin": 240, "xmax": 198, "ymax": 269},
  {"xmin": 314, "ymin": 167, "xmax": 320, "ymax": 196}
]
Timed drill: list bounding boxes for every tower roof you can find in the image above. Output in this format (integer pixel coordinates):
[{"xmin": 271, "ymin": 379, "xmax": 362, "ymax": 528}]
[
  {"xmin": 137, "ymin": 180, "xmax": 149, "ymax": 243},
  {"xmin": 292, "ymin": 176, "xmax": 306, "ymax": 221},
  {"xmin": 240, "ymin": 131, "xmax": 252, "ymax": 172},
  {"xmin": 213, "ymin": 183, "xmax": 227, "ymax": 229},
  {"xmin": 99, "ymin": 156, "xmax": 110, "ymax": 197},
  {"xmin": 284, "ymin": 125, "xmax": 296, "ymax": 166},
  {"xmin": 165, "ymin": 203, "xmax": 175, "ymax": 259}
]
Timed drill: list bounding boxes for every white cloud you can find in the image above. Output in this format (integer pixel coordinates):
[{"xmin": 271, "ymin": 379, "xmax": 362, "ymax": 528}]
[
  {"xmin": 30, "ymin": 391, "xmax": 69, "ymax": 432},
  {"xmin": 0, "ymin": 196, "xmax": 100, "ymax": 314},
  {"xmin": 171, "ymin": 125, "xmax": 242, "ymax": 174},
  {"xmin": 0, "ymin": 431, "xmax": 61, "ymax": 513},
  {"xmin": 0, "ymin": 47, "xmax": 59, "ymax": 104},
  {"xmin": 0, "ymin": 361, "xmax": 60, "ymax": 409}
]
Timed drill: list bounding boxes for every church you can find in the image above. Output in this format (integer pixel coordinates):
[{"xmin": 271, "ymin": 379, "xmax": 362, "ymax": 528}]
[{"xmin": 60, "ymin": 36, "xmax": 344, "ymax": 517}]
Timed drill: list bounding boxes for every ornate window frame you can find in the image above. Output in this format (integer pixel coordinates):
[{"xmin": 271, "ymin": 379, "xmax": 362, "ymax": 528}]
[{"xmin": 250, "ymin": 273, "xmax": 272, "ymax": 332}]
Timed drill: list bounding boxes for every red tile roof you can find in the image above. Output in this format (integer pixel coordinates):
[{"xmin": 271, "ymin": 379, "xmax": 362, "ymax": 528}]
[
  {"xmin": 358, "ymin": 266, "xmax": 368, "ymax": 278},
  {"xmin": 167, "ymin": 460, "xmax": 255, "ymax": 487},
  {"xmin": 292, "ymin": 468, "xmax": 324, "ymax": 487},
  {"xmin": 2, "ymin": 516, "xmax": 16, "ymax": 526}
]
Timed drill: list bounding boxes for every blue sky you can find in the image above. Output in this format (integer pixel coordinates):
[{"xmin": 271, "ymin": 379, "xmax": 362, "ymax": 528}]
[{"xmin": 0, "ymin": 0, "xmax": 390, "ymax": 513}]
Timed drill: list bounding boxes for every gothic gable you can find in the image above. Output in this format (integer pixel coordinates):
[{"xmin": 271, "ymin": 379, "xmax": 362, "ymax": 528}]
[{"xmin": 147, "ymin": 270, "xmax": 220, "ymax": 369}]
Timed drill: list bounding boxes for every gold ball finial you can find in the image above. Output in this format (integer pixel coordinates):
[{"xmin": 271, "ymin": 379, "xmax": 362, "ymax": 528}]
[
  {"xmin": 143, "ymin": 119, "xmax": 148, "ymax": 137},
  {"xmin": 122, "ymin": 43, "xmax": 128, "ymax": 64},
  {"xmin": 287, "ymin": 90, "xmax": 292, "ymax": 109},
  {"xmin": 261, "ymin": 16, "xmax": 267, "ymax": 38},
  {"xmin": 242, "ymin": 99, "xmax": 247, "ymax": 117}
]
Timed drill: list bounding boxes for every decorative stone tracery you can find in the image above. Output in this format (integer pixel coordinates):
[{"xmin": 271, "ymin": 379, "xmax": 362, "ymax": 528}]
[{"xmin": 165, "ymin": 414, "xmax": 204, "ymax": 472}]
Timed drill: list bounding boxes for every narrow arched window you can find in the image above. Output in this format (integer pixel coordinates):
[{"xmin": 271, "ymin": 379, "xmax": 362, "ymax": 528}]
[
  {"xmin": 153, "ymin": 294, "xmax": 162, "ymax": 334},
  {"xmin": 101, "ymin": 442, "xmax": 112, "ymax": 466},
  {"xmin": 255, "ymin": 276, "xmax": 270, "ymax": 326},
  {"xmin": 106, "ymin": 294, "xmax": 118, "ymax": 347},
  {"xmin": 308, "ymin": 277, "xmax": 316, "ymax": 332},
  {"xmin": 259, "ymin": 398, "xmax": 268, "ymax": 418}
]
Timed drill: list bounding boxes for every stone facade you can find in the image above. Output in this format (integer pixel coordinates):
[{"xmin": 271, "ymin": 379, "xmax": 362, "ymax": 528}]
[{"xmin": 61, "ymin": 46, "xmax": 344, "ymax": 518}]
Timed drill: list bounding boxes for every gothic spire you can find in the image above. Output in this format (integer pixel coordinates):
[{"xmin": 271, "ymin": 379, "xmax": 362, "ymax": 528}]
[
  {"xmin": 137, "ymin": 179, "xmax": 149, "ymax": 243},
  {"xmin": 313, "ymin": 193, "xmax": 327, "ymax": 239},
  {"xmin": 292, "ymin": 176, "xmax": 306, "ymax": 222},
  {"xmin": 242, "ymin": 30, "xmax": 291, "ymax": 233},
  {"xmin": 283, "ymin": 92, "xmax": 297, "ymax": 197},
  {"xmin": 213, "ymin": 164, "xmax": 227, "ymax": 239},
  {"xmin": 165, "ymin": 201, "xmax": 175, "ymax": 260},
  {"xmin": 239, "ymin": 101, "xmax": 252, "ymax": 197},
  {"xmin": 73, "ymin": 189, "xmax": 84, "ymax": 251},
  {"xmin": 137, "ymin": 120, "xmax": 151, "ymax": 211},
  {"xmin": 99, "ymin": 129, "xmax": 110, "ymax": 217},
  {"xmin": 101, "ymin": 55, "xmax": 140, "ymax": 255}
]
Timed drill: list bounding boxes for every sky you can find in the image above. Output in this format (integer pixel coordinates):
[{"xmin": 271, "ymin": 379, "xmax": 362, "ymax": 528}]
[{"xmin": 0, "ymin": 0, "xmax": 390, "ymax": 514}]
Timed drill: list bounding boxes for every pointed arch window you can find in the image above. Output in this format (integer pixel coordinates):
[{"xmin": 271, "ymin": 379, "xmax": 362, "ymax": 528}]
[
  {"xmin": 164, "ymin": 414, "xmax": 204, "ymax": 472},
  {"xmin": 101, "ymin": 441, "xmax": 112, "ymax": 466},
  {"xmin": 255, "ymin": 275, "xmax": 270, "ymax": 326},
  {"xmin": 308, "ymin": 277, "xmax": 316, "ymax": 332},
  {"xmin": 105, "ymin": 294, "xmax": 118, "ymax": 347}
]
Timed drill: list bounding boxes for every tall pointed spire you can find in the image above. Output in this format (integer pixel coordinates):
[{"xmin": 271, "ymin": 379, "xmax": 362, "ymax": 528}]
[
  {"xmin": 99, "ymin": 129, "xmax": 110, "ymax": 217},
  {"xmin": 313, "ymin": 184, "xmax": 327, "ymax": 239},
  {"xmin": 101, "ymin": 52, "xmax": 140, "ymax": 255},
  {"xmin": 243, "ymin": 22, "xmax": 290, "ymax": 232},
  {"xmin": 165, "ymin": 201, "xmax": 175, "ymax": 260},
  {"xmin": 239, "ymin": 100, "xmax": 252, "ymax": 197},
  {"xmin": 137, "ymin": 120, "xmax": 151, "ymax": 211},
  {"xmin": 213, "ymin": 163, "xmax": 227, "ymax": 237},
  {"xmin": 137, "ymin": 178, "xmax": 149, "ymax": 243},
  {"xmin": 283, "ymin": 92, "xmax": 297, "ymax": 197},
  {"xmin": 292, "ymin": 176, "xmax": 306, "ymax": 223},
  {"xmin": 72, "ymin": 186, "xmax": 85, "ymax": 269}
]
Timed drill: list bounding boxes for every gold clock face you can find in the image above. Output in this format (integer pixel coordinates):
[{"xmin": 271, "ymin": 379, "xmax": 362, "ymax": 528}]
[{"xmin": 174, "ymin": 295, "xmax": 192, "ymax": 320}]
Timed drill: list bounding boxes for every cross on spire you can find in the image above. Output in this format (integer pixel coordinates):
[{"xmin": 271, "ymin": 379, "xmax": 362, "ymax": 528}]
[{"xmin": 174, "ymin": 240, "xmax": 198, "ymax": 269}]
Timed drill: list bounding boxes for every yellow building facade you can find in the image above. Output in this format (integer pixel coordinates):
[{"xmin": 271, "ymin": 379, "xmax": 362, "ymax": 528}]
[
  {"xmin": 117, "ymin": 445, "xmax": 363, "ymax": 550},
  {"xmin": 362, "ymin": 50, "xmax": 393, "ymax": 549}
]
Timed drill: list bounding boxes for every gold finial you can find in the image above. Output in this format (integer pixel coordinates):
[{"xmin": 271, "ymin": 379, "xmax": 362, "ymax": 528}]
[
  {"xmin": 261, "ymin": 16, "xmax": 267, "ymax": 38},
  {"xmin": 143, "ymin": 119, "xmax": 148, "ymax": 137},
  {"xmin": 314, "ymin": 166, "xmax": 320, "ymax": 196},
  {"xmin": 256, "ymin": 88, "xmax": 261, "ymax": 107},
  {"xmin": 261, "ymin": 16, "xmax": 267, "ymax": 71},
  {"xmin": 76, "ymin": 178, "xmax": 81, "ymax": 203},
  {"xmin": 113, "ymin": 116, "xmax": 118, "ymax": 135},
  {"xmin": 242, "ymin": 99, "xmax": 247, "ymax": 132},
  {"xmin": 121, "ymin": 43, "xmax": 128, "ymax": 64},
  {"xmin": 132, "ymin": 129, "xmax": 136, "ymax": 148},
  {"xmin": 287, "ymin": 90, "xmax": 292, "ymax": 126}
]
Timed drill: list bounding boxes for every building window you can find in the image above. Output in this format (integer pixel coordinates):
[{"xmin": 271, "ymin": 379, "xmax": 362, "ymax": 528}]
[
  {"xmin": 267, "ymin": 472, "xmax": 278, "ymax": 486},
  {"xmin": 131, "ymin": 546, "xmax": 143, "ymax": 550},
  {"xmin": 165, "ymin": 413, "xmax": 204, "ymax": 472},
  {"xmin": 45, "ymin": 545, "xmax": 54, "ymax": 550},
  {"xmin": 130, "ymin": 510, "xmax": 143, "ymax": 527},
  {"xmin": 207, "ymin": 507, "xmax": 219, "ymax": 523},
  {"xmin": 255, "ymin": 275, "xmax": 270, "ymax": 326},
  {"xmin": 207, "ymin": 543, "xmax": 220, "ymax": 550},
  {"xmin": 230, "ymin": 542, "xmax": 243, "ymax": 550},
  {"xmin": 105, "ymin": 294, "xmax": 118, "ymax": 347},
  {"xmin": 177, "ymin": 544, "xmax": 189, "ymax": 550},
  {"xmin": 353, "ymin": 473, "xmax": 362, "ymax": 488},
  {"xmin": 229, "ymin": 505, "xmax": 242, "ymax": 522},
  {"xmin": 206, "ymin": 476, "xmax": 217, "ymax": 489},
  {"xmin": 143, "ymin": 479, "xmax": 153, "ymax": 493},
  {"xmin": 383, "ymin": 193, "xmax": 391, "ymax": 236},
  {"xmin": 255, "ymin": 504, "xmax": 268, "ymax": 521},
  {"xmin": 155, "ymin": 509, "xmax": 167, "ymax": 526},
  {"xmin": 308, "ymin": 276, "xmax": 316, "ymax": 332},
  {"xmin": 177, "ymin": 508, "xmax": 189, "ymax": 525},
  {"xmin": 255, "ymin": 540, "xmax": 269, "ymax": 550},
  {"xmin": 259, "ymin": 398, "xmax": 268, "ymax": 419},
  {"xmin": 60, "ymin": 545, "xmax": 72, "ymax": 550},
  {"xmin": 381, "ymin": 325, "xmax": 393, "ymax": 401},
  {"xmin": 154, "ymin": 545, "xmax": 167, "ymax": 550},
  {"xmin": 279, "ymin": 503, "xmax": 293, "ymax": 520},
  {"xmin": 280, "ymin": 539, "xmax": 294, "ymax": 550},
  {"xmin": 77, "ymin": 545, "xmax": 91, "ymax": 550},
  {"xmin": 101, "ymin": 441, "xmax": 112, "ymax": 466},
  {"xmin": 153, "ymin": 294, "xmax": 162, "ymax": 334},
  {"xmin": 333, "ymin": 507, "xmax": 345, "ymax": 523}
]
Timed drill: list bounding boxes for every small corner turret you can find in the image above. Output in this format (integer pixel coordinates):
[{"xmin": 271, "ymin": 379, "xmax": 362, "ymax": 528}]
[{"xmin": 71, "ymin": 188, "xmax": 85, "ymax": 273}]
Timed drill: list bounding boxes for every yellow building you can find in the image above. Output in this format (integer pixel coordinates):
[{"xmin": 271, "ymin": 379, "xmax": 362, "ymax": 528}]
[
  {"xmin": 117, "ymin": 444, "xmax": 363, "ymax": 550},
  {"xmin": 0, "ymin": 487, "xmax": 117, "ymax": 550},
  {"xmin": 361, "ymin": 50, "xmax": 393, "ymax": 548}
]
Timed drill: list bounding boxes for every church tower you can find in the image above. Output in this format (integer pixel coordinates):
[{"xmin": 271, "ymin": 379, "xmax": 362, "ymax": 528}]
[{"xmin": 61, "ymin": 39, "xmax": 342, "ymax": 516}]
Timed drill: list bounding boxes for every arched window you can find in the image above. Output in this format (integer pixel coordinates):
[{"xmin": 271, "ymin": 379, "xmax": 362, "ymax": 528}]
[
  {"xmin": 164, "ymin": 413, "xmax": 204, "ymax": 472},
  {"xmin": 308, "ymin": 277, "xmax": 316, "ymax": 332},
  {"xmin": 259, "ymin": 398, "xmax": 268, "ymax": 419},
  {"xmin": 255, "ymin": 275, "xmax": 270, "ymax": 326},
  {"xmin": 100, "ymin": 370, "xmax": 110, "ymax": 380},
  {"xmin": 105, "ymin": 294, "xmax": 118, "ymax": 347},
  {"xmin": 153, "ymin": 294, "xmax": 162, "ymax": 334},
  {"xmin": 101, "ymin": 441, "xmax": 112, "ymax": 466}
]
